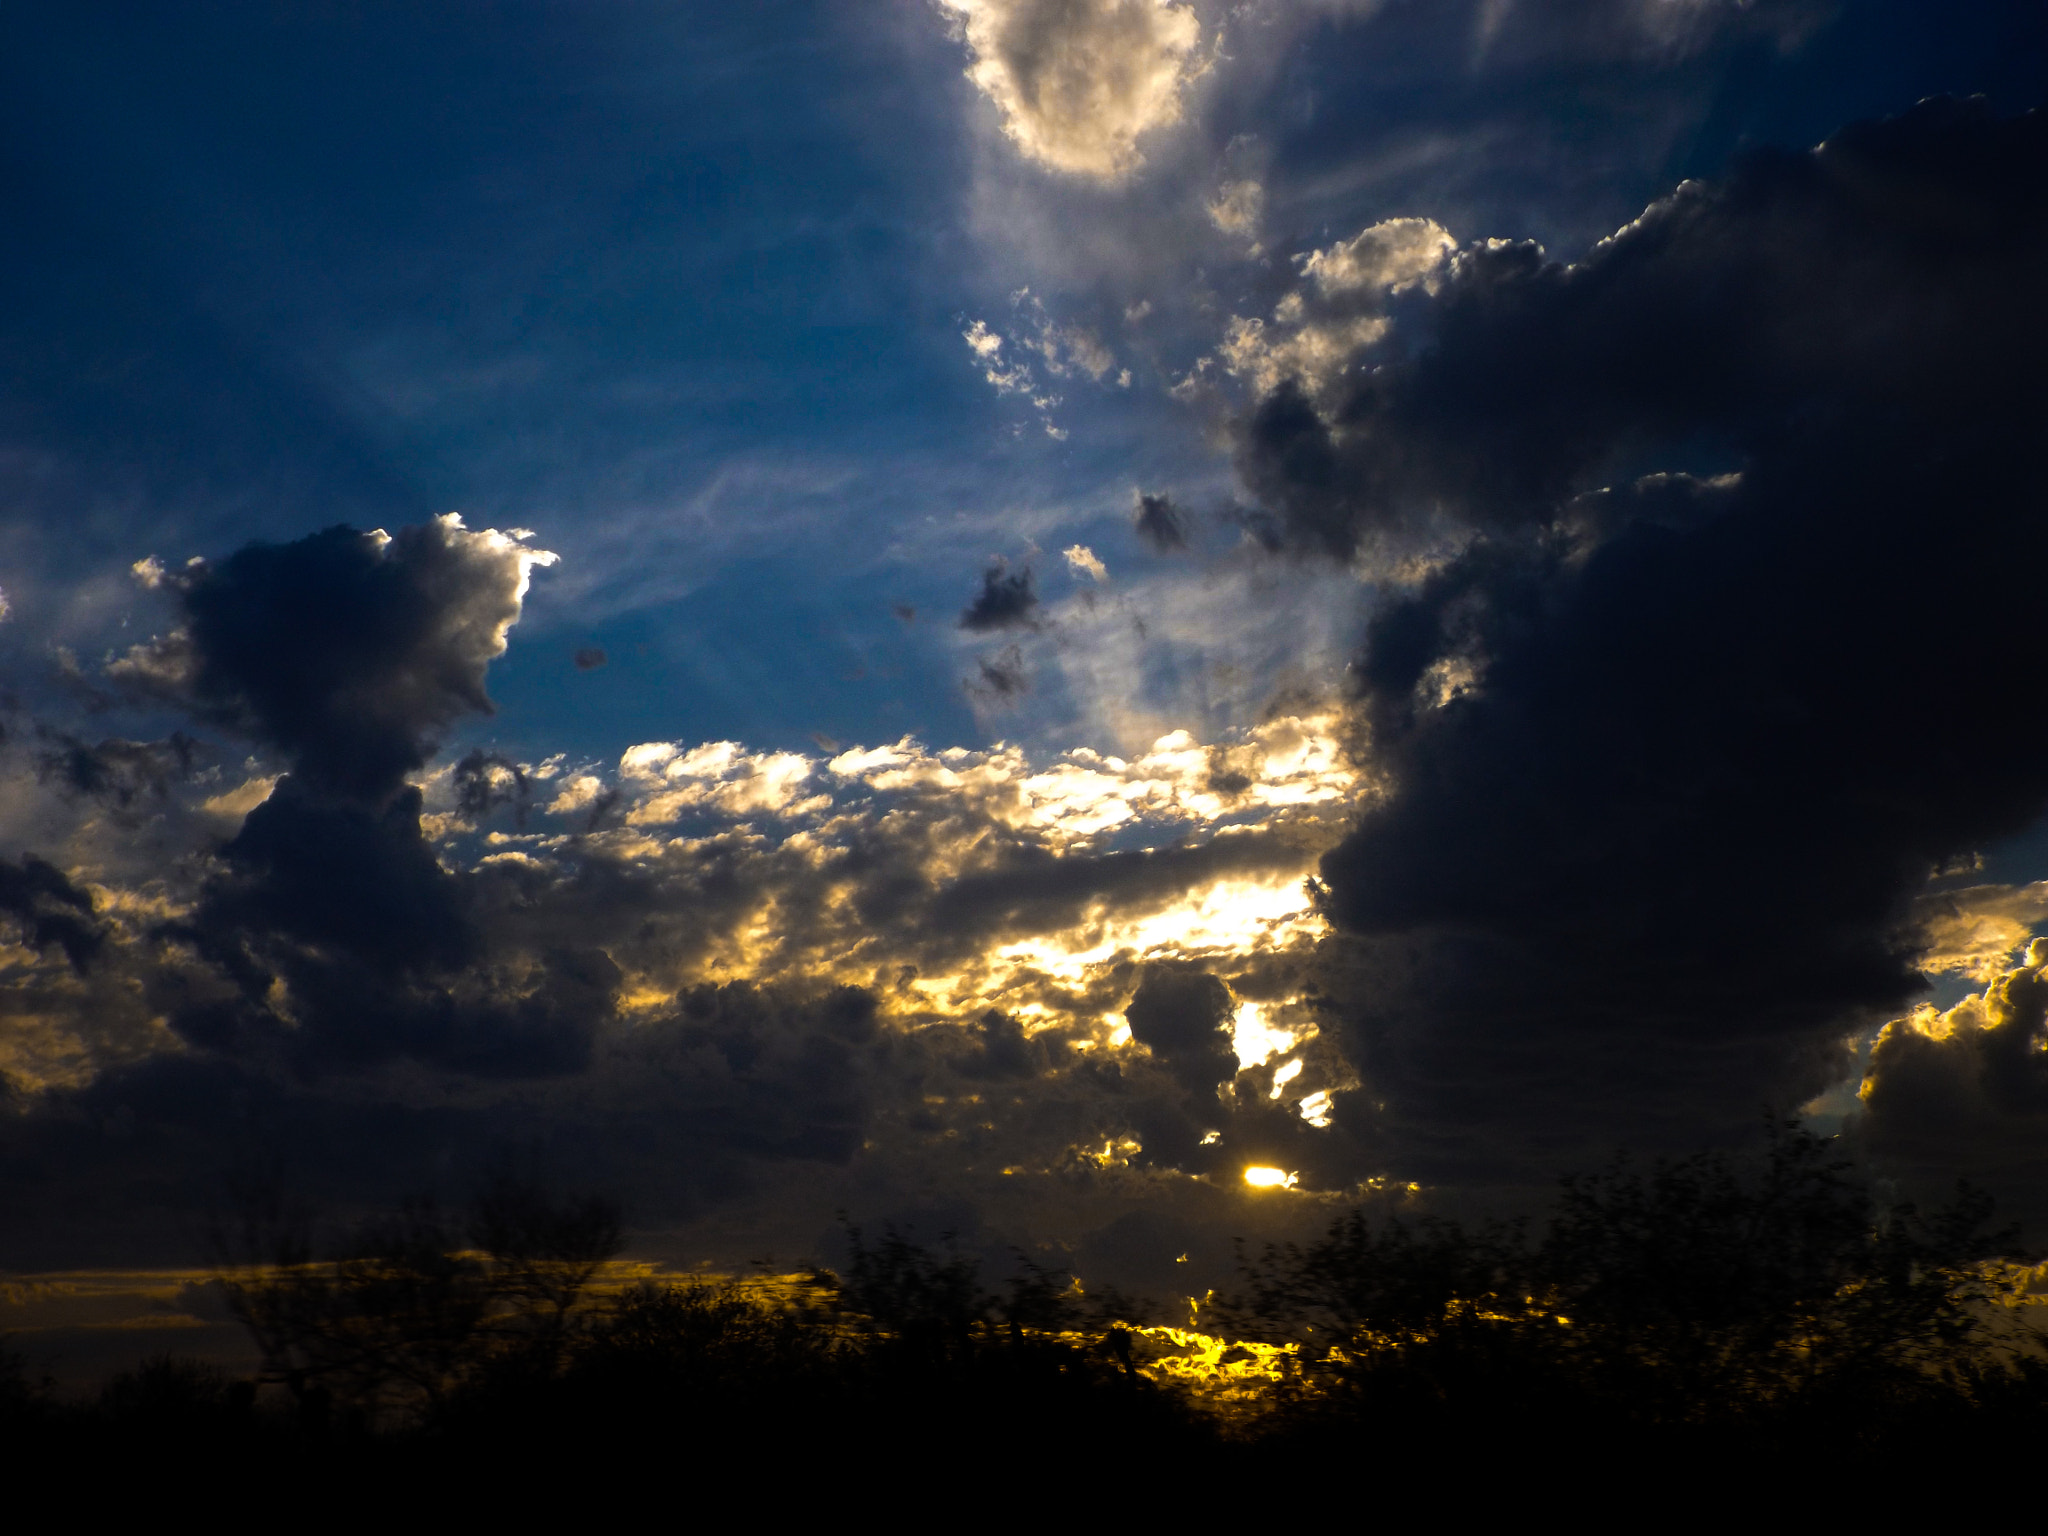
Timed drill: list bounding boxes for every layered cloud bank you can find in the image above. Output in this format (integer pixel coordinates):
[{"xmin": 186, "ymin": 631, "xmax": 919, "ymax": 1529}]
[{"xmin": 0, "ymin": 514, "xmax": 1361, "ymax": 1267}]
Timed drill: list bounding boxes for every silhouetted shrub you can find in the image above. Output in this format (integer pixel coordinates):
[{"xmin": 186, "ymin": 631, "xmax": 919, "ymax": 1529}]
[
  {"xmin": 211, "ymin": 1173, "xmax": 622, "ymax": 1425},
  {"xmin": 30, "ymin": 1126, "xmax": 2037, "ymax": 1496},
  {"xmin": 1236, "ymin": 1120, "xmax": 2047, "ymax": 1469}
]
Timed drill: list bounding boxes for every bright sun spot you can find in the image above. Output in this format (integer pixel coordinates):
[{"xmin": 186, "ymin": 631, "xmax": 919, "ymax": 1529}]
[{"xmin": 1243, "ymin": 1166, "xmax": 1297, "ymax": 1189}]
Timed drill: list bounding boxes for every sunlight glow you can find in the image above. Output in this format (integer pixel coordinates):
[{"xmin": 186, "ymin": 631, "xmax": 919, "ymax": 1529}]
[
  {"xmin": 434, "ymin": 715, "xmax": 1352, "ymax": 1081},
  {"xmin": 1133, "ymin": 1323, "xmax": 1295, "ymax": 1412},
  {"xmin": 1233, "ymin": 1001, "xmax": 1306, "ymax": 1067},
  {"xmin": 1243, "ymin": 1166, "xmax": 1297, "ymax": 1189}
]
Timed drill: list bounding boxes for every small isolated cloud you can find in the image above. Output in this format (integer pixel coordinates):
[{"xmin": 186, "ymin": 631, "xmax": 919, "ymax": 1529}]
[
  {"xmin": 962, "ymin": 315, "xmax": 1068, "ymax": 435},
  {"xmin": 959, "ymin": 560, "xmax": 1041, "ymax": 631},
  {"xmin": 966, "ymin": 642, "xmax": 1031, "ymax": 705},
  {"xmin": 964, "ymin": 296, "xmax": 1124, "ymax": 438},
  {"xmin": 573, "ymin": 646, "xmax": 608, "ymax": 671},
  {"xmin": 1134, "ymin": 491, "xmax": 1190, "ymax": 552},
  {"xmin": 1218, "ymin": 217, "xmax": 1456, "ymax": 400},
  {"xmin": 962, "ymin": 319, "xmax": 1036, "ymax": 395},
  {"xmin": 1013, "ymin": 293, "xmax": 1117, "ymax": 383},
  {"xmin": 938, "ymin": 0, "xmax": 1206, "ymax": 178},
  {"xmin": 1298, "ymin": 217, "xmax": 1457, "ymax": 298},
  {"xmin": 1207, "ymin": 178, "xmax": 1264, "ymax": 239},
  {"xmin": 1063, "ymin": 545, "xmax": 1108, "ymax": 583}
]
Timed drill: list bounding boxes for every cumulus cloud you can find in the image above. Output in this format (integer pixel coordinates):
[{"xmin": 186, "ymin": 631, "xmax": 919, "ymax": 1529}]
[
  {"xmin": 1299, "ymin": 217, "xmax": 1458, "ymax": 299},
  {"xmin": 1217, "ymin": 100, "xmax": 2048, "ymax": 1176},
  {"xmin": 1133, "ymin": 491, "xmax": 1190, "ymax": 553},
  {"xmin": 938, "ymin": 0, "xmax": 1207, "ymax": 178},
  {"xmin": 1206, "ymin": 178, "xmax": 1263, "ymax": 239},
  {"xmin": 1125, "ymin": 959, "xmax": 1238, "ymax": 1097},
  {"xmin": 1, "ymin": 597, "xmax": 1364, "ymax": 1266},
  {"xmin": 967, "ymin": 643, "xmax": 1031, "ymax": 705},
  {"xmin": 1063, "ymin": 544, "xmax": 1109, "ymax": 583},
  {"xmin": 112, "ymin": 515, "xmax": 555, "ymax": 799},
  {"xmin": 959, "ymin": 559, "xmax": 1042, "ymax": 631},
  {"xmin": 1215, "ymin": 217, "xmax": 1455, "ymax": 403},
  {"xmin": 1859, "ymin": 942, "xmax": 2048, "ymax": 1189},
  {"xmin": 0, "ymin": 855, "xmax": 103, "ymax": 974}
]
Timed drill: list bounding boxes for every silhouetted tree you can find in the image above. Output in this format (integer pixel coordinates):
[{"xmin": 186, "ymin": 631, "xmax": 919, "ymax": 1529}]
[
  {"xmin": 1537, "ymin": 1119, "xmax": 2030, "ymax": 1419},
  {"xmin": 0, "ymin": 1342, "xmax": 53, "ymax": 1429},
  {"xmin": 823, "ymin": 1225, "xmax": 990, "ymax": 1364},
  {"xmin": 1237, "ymin": 1120, "xmax": 2041, "ymax": 1439},
  {"xmin": 212, "ymin": 1173, "xmax": 622, "ymax": 1424},
  {"xmin": 467, "ymin": 1169, "xmax": 623, "ymax": 1372},
  {"xmin": 560, "ymin": 1277, "xmax": 844, "ymax": 1431}
]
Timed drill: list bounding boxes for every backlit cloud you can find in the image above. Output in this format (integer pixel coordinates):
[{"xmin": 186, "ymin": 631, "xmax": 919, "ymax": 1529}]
[
  {"xmin": 1216, "ymin": 218, "xmax": 1456, "ymax": 402},
  {"xmin": 0, "ymin": 522, "xmax": 1364, "ymax": 1268},
  {"xmin": 938, "ymin": 0, "xmax": 1207, "ymax": 178},
  {"xmin": 1859, "ymin": 940, "xmax": 2048, "ymax": 1186},
  {"xmin": 1062, "ymin": 544, "xmax": 1108, "ymax": 583}
]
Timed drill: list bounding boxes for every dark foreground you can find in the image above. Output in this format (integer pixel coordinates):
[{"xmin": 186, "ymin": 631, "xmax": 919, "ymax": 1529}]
[{"xmin": 10, "ymin": 1125, "xmax": 2046, "ymax": 1506}]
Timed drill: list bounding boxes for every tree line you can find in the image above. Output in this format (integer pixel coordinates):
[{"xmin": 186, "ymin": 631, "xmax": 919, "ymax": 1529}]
[{"xmin": 6, "ymin": 1123, "xmax": 2046, "ymax": 1496}]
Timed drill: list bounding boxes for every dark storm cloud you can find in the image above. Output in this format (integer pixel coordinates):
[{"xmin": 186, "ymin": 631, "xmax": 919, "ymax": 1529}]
[
  {"xmin": 109, "ymin": 518, "xmax": 602, "ymax": 1080},
  {"xmin": 1133, "ymin": 492, "xmax": 1190, "ymax": 553},
  {"xmin": 958, "ymin": 560, "xmax": 1041, "ymax": 632},
  {"xmin": 1229, "ymin": 100, "xmax": 2048, "ymax": 1174},
  {"xmin": 965, "ymin": 644, "xmax": 1030, "ymax": 704},
  {"xmin": 119, "ymin": 517, "xmax": 548, "ymax": 799},
  {"xmin": 33, "ymin": 730, "xmax": 200, "ymax": 818},
  {"xmin": 0, "ymin": 854, "xmax": 102, "ymax": 973},
  {"xmin": 192, "ymin": 778, "xmax": 475, "ymax": 982},
  {"xmin": 452, "ymin": 749, "xmax": 530, "ymax": 826},
  {"xmin": 1124, "ymin": 960, "xmax": 1237, "ymax": 1097},
  {"xmin": 0, "ymin": 979, "xmax": 895, "ymax": 1268}
]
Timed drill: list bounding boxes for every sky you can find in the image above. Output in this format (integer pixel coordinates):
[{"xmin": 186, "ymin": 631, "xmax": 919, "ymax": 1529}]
[{"xmin": 2, "ymin": 0, "xmax": 2046, "ymax": 1364}]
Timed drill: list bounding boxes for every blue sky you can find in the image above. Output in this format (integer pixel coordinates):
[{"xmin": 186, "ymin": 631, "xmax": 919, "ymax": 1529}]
[{"xmin": 8, "ymin": 0, "xmax": 2038, "ymax": 765}]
